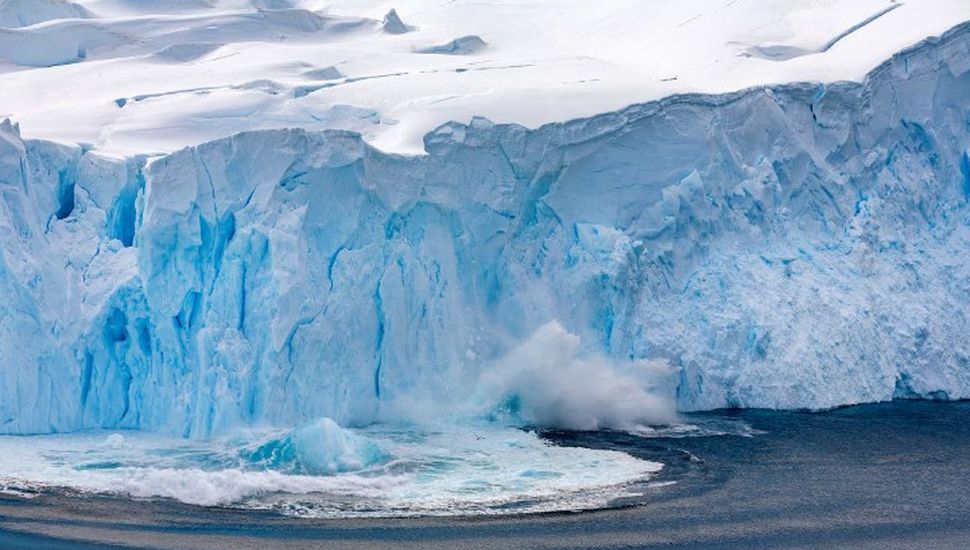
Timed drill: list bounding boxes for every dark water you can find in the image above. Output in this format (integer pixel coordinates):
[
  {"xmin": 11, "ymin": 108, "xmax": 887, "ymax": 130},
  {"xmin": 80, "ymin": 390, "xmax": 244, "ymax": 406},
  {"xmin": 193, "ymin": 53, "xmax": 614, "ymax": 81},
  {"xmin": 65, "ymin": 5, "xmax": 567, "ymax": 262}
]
[{"xmin": 3, "ymin": 400, "xmax": 970, "ymax": 549}]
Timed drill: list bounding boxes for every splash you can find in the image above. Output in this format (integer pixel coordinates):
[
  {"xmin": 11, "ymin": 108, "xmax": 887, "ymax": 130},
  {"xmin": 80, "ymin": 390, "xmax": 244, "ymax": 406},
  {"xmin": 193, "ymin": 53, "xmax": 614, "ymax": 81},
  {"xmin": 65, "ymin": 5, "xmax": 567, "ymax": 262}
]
[
  {"xmin": 474, "ymin": 321, "xmax": 678, "ymax": 430},
  {"xmin": 242, "ymin": 417, "xmax": 386, "ymax": 475},
  {"xmin": 0, "ymin": 323, "xmax": 678, "ymax": 517},
  {"xmin": 381, "ymin": 320, "xmax": 679, "ymax": 431},
  {"xmin": 0, "ymin": 426, "xmax": 660, "ymax": 517}
]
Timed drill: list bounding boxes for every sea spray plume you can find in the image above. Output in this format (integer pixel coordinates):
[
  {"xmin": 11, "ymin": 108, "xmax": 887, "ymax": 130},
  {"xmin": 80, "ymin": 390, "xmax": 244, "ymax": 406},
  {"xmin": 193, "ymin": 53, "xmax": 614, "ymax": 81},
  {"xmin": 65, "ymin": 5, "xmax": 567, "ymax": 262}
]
[
  {"xmin": 476, "ymin": 321, "xmax": 678, "ymax": 430},
  {"xmin": 376, "ymin": 321, "xmax": 677, "ymax": 431}
]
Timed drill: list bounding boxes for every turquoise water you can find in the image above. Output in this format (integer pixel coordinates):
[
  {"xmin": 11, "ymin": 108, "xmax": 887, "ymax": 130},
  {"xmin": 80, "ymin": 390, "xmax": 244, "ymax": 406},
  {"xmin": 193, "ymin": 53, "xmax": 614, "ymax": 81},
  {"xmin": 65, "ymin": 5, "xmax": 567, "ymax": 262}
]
[{"xmin": 0, "ymin": 421, "xmax": 661, "ymax": 518}]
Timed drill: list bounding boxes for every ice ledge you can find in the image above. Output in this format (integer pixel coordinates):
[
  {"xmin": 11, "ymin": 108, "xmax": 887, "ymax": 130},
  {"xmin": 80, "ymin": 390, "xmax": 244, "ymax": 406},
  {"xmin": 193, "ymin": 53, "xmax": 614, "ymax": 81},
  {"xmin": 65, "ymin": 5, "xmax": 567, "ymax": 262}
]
[
  {"xmin": 0, "ymin": 21, "xmax": 969, "ymax": 435},
  {"xmin": 3, "ymin": 2, "xmax": 970, "ymax": 157}
]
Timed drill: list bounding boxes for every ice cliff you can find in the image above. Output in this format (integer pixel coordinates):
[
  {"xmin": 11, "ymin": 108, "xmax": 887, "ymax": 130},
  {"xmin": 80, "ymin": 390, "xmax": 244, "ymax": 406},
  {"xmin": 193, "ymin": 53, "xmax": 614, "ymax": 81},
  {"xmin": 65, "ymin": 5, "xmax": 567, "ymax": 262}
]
[{"xmin": 1, "ymin": 23, "xmax": 969, "ymax": 436}]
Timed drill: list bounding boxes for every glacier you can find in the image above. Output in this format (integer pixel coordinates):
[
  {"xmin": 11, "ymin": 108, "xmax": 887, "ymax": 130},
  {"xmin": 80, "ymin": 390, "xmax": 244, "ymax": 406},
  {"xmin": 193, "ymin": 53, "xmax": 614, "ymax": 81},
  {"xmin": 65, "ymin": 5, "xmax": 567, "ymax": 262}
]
[{"xmin": 1, "ymin": 22, "xmax": 970, "ymax": 437}]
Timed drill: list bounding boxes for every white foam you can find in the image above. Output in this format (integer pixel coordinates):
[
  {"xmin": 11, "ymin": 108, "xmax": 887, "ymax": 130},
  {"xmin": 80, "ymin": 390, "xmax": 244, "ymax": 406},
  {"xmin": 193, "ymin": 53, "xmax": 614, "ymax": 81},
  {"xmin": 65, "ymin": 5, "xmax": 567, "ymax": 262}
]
[
  {"xmin": 0, "ymin": 425, "xmax": 660, "ymax": 517},
  {"xmin": 625, "ymin": 418, "xmax": 767, "ymax": 439}
]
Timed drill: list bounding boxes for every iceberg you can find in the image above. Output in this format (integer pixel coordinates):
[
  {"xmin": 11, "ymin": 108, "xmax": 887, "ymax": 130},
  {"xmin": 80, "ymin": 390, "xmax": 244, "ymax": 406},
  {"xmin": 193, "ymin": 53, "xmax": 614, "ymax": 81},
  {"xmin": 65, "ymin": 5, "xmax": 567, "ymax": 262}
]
[{"xmin": 1, "ymin": 22, "xmax": 969, "ymax": 437}]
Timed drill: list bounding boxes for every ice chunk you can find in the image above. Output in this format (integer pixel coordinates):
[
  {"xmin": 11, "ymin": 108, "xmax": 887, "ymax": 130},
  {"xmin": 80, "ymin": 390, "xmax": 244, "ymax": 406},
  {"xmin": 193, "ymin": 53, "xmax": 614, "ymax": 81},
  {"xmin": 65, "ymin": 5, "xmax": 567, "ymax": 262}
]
[{"xmin": 243, "ymin": 418, "xmax": 386, "ymax": 475}]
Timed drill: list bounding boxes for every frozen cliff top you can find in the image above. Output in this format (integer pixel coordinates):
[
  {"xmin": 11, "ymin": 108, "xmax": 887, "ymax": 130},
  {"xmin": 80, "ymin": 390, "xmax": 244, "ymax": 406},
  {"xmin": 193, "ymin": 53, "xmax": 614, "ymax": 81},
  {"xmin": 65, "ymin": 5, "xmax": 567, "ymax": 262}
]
[
  {"xmin": 1, "ymin": 0, "xmax": 968, "ymax": 157},
  {"xmin": 1, "ymin": 7, "xmax": 969, "ymax": 436}
]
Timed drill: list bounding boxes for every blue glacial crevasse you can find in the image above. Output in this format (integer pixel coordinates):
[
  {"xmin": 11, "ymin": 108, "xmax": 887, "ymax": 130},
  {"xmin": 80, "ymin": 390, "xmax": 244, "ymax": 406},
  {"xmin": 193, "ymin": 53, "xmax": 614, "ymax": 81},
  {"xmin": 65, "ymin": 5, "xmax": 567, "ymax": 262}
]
[{"xmin": 1, "ymin": 23, "xmax": 969, "ymax": 436}]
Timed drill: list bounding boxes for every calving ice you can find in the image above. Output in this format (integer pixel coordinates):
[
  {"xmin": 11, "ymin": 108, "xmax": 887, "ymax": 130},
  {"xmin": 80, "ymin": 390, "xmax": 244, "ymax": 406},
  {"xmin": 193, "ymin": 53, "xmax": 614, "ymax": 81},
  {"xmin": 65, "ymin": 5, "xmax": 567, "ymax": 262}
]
[
  {"xmin": 2, "ymin": 17, "xmax": 969, "ymax": 437},
  {"xmin": 1, "ymin": 0, "xmax": 970, "ymax": 535}
]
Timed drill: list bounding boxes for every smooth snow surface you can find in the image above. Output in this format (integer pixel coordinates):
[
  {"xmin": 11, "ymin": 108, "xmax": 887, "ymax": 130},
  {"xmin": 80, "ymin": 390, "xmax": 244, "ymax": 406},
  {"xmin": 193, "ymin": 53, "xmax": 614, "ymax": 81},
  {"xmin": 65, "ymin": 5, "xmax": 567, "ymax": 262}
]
[{"xmin": 0, "ymin": 0, "xmax": 966, "ymax": 156}]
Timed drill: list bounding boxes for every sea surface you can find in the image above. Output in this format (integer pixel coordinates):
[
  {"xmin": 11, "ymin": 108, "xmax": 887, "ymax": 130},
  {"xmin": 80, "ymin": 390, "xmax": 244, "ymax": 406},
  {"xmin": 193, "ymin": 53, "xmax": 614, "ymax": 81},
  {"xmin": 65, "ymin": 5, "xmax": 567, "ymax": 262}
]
[{"xmin": 2, "ymin": 400, "xmax": 970, "ymax": 549}]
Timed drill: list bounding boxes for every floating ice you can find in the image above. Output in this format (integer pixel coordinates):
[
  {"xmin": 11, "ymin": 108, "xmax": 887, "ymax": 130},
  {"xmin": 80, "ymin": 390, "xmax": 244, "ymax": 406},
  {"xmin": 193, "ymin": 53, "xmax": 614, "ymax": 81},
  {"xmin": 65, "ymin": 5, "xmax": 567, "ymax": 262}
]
[{"xmin": 243, "ymin": 417, "xmax": 386, "ymax": 475}]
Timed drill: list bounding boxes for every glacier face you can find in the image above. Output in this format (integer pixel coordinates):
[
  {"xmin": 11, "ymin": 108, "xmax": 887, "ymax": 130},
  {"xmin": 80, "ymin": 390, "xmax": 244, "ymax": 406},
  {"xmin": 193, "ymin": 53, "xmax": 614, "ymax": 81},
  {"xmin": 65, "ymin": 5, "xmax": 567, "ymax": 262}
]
[{"xmin": 1, "ymin": 23, "xmax": 969, "ymax": 436}]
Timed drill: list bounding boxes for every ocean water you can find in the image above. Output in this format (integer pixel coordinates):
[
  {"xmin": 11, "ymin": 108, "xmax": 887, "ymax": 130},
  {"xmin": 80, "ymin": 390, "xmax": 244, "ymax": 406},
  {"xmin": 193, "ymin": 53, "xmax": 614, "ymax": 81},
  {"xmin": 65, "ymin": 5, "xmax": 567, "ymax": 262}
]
[
  {"xmin": 0, "ymin": 423, "xmax": 663, "ymax": 518},
  {"xmin": 2, "ymin": 400, "xmax": 970, "ymax": 549}
]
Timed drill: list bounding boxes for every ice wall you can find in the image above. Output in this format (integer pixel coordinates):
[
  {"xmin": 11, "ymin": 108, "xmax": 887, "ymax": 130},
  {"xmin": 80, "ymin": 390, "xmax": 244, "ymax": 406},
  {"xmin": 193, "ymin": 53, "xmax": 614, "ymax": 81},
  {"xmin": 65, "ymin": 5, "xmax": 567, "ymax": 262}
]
[{"xmin": 1, "ymin": 23, "xmax": 969, "ymax": 436}]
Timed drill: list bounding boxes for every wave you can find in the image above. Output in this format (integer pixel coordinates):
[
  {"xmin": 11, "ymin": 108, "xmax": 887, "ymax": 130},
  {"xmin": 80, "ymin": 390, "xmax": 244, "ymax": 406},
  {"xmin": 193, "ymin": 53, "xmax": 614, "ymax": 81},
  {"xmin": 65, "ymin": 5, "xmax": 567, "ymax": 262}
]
[{"xmin": 0, "ymin": 425, "xmax": 660, "ymax": 517}]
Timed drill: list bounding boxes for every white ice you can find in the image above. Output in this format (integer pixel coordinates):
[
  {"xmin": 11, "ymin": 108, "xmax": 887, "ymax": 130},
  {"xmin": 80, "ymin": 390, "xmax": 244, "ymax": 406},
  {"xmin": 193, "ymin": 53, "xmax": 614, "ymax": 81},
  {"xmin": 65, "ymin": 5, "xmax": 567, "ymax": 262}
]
[{"xmin": 0, "ymin": 1, "xmax": 965, "ymax": 156}]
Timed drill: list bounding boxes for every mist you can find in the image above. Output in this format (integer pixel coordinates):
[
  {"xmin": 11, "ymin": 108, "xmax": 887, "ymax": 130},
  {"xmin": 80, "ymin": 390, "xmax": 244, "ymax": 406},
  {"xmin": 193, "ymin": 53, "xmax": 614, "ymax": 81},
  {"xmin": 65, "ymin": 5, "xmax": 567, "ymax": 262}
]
[{"xmin": 473, "ymin": 321, "xmax": 678, "ymax": 431}]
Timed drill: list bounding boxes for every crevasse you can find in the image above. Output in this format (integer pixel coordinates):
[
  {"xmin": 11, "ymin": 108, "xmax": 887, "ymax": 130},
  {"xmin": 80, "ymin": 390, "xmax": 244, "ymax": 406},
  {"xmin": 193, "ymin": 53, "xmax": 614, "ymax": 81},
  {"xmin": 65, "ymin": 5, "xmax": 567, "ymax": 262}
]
[{"xmin": 1, "ymin": 23, "xmax": 969, "ymax": 437}]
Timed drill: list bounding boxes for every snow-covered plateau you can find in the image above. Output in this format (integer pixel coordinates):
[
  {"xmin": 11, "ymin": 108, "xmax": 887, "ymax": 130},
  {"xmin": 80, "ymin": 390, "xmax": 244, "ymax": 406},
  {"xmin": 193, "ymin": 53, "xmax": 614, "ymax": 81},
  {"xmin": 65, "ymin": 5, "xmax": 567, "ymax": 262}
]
[{"xmin": 1, "ymin": 1, "xmax": 970, "ymax": 439}]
